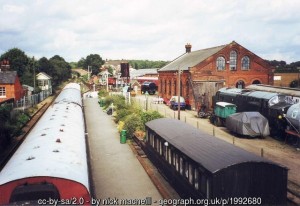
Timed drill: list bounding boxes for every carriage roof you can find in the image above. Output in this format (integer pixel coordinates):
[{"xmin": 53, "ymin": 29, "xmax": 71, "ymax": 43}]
[{"xmin": 146, "ymin": 118, "xmax": 283, "ymax": 173}]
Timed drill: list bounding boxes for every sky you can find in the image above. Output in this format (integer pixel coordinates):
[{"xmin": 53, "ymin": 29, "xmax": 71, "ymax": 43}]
[{"xmin": 0, "ymin": 0, "xmax": 300, "ymax": 63}]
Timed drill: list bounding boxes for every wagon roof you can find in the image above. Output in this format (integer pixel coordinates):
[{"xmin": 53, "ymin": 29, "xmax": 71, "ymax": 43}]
[{"xmin": 146, "ymin": 118, "xmax": 280, "ymax": 173}]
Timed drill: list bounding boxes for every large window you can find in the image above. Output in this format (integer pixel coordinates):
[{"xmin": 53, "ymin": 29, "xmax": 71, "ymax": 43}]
[
  {"xmin": 216, "ymin": 56, "xmax": 225, "ymax": 71},
  {"xmin": 230, "ymin": 51, "xmax": 237, "ymax": 70},
  {"xmin": 0, "ymin": 87, "xmax": 6, "ymax": 97},
  {"xmin": 241, "ymin": 56, "xmax": 250, "ymax": 70}
]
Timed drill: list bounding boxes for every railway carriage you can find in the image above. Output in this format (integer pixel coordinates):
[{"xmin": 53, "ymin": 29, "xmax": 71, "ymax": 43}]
[
  {"xmin": 144, "ymin": 118, "xmax": 288, "ymax": 205},
  {"xmin": 0, "ymin": 83, "xmax": 91, "ymax": 204}
]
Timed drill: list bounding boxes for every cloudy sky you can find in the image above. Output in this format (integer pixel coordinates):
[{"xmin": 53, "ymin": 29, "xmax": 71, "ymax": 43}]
[{"xmin": 0, "ymin": 0, "xmax": 300, "ymax": 63}]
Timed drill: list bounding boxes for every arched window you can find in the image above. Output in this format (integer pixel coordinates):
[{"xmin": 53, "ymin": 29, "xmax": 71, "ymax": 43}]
[
  {"xmin": 236, "ymin": 80, "xmax": 245, "ymax": 89},
  {"xmin": 230, "ymin": 51, "xmax": 237, "ymax": 70},
  {"xmin": 252, "ymin": 80, "xmax": 261, "ymax": 84},
  {"xmin": 241, "ymin": 56, "xmax": 250, "ymax": 70},
  {"xmin": 216, "ymin": 56, "xmax": 225, "ymax": 71}
]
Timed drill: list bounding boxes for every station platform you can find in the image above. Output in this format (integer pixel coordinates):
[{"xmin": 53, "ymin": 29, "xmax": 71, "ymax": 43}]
[{"xmin": 84, "ymin": 98, "xmax": 162, "ymax": 204}]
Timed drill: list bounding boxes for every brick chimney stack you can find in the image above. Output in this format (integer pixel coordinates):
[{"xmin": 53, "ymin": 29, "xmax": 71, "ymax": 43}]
[
  {"xmin": 0, "ymin": 60, "xmax": 10, "ymax": 72},
  {"xmin": 185, "ymin": 43, "xmax": 192, "ymax": 53}
]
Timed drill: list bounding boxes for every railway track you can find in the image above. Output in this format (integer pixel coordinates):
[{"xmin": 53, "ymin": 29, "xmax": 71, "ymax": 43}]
[{"xmin": 0, "ymin": 93, "xmax": 59, "ymax": 172}]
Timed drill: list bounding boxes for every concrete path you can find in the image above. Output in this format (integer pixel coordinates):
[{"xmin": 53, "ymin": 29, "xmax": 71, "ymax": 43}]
[{"xmin": 84, "ymin": 98, "xmax": 162, "ymax": 204}]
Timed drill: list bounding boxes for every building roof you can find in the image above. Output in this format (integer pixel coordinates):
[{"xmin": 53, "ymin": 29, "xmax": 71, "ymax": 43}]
[
  {"xmin": 0, "ymin": 71, "xmax": 17, "ymax": 84},
  {"xmin": 159, "ymin": 44, "xmax": 227, "ymax": 72},
  {"xmin": 145, "ymin": 118, "xmax": 282, "ymax": 173},
  {"xmin": 130, "ymin": 68, "xmax": 158, "ymax": 78},
  {"xmin": 36, "ymin": 72, "xmax": 52, "ymax": 80}
]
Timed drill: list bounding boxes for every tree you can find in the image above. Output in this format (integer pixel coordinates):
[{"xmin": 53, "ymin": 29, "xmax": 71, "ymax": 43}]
[
  {"xmin": 0, "ymin": 48, "xmax": 30, "ymax": 83},
  {"xmin": 38, "ymin": 57, "xmax": 54, "ymax": 76},
  {"xmin": 49, "ymin": 55, "xmax": 71, "ymax": 86},
  {"xmin": 82, "ymin": 54, "xmax": 105, "ymax": 75}
]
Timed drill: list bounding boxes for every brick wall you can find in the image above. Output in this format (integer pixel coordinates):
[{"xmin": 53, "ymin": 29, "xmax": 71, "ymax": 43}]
[{"xmin": 273, "ymin": 73, "xmax": 299, "ymax": 87}]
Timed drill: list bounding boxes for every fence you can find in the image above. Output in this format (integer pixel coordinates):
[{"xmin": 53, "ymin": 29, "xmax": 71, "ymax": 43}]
[{"xmin": 14, "ymin": 89, "xmax": 52, "ymax": 110}]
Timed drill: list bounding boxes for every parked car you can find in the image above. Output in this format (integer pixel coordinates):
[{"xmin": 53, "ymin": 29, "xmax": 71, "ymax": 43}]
[{"xmin": 169, "ymin": 96, "xmax": 186, "ymax": 110}]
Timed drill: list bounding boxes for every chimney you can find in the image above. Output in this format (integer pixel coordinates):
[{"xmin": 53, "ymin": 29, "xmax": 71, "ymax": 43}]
[
  {"xmin": 0, "ymin": 60, "xmax": 10, "ymax": 71},
  {"xmin": 185, "ymin": 43, "xmax": 192, "ymax": 53}
]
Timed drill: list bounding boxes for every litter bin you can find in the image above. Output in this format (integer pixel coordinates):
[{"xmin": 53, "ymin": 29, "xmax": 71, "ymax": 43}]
[
  {"xmin": 120, "ymin": 130, "xmax": 127, "ymax": 144},
  {"xmin": 99, "ymin": 98, "xmax": 105, "ymax": 107}
]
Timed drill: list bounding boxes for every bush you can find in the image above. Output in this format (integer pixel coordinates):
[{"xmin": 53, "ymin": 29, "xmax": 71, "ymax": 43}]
[
  {"xmin": 140, "ymin": 110, "xmax": 164, "ymax": 125},
  {"xmin": 123, "ymin": 114, "xmax": 144, "ymax": 139},
  {"xmin": 98, "ymin": 89, "xmax": 109, "ymax": 97}
]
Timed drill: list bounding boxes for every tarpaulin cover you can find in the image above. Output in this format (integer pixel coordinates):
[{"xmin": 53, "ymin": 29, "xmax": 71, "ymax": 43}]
[{"xmin": 226, "ymin": 112, "xmax": 270, "ymax": 137}]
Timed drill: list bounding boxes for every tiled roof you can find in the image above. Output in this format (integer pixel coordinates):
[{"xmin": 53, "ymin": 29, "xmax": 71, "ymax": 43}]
[
  {"xmin": 0, "ymin": 71, "xmax": 17, "ymax": 84},
  {"xmin": 159, "ymin": 44, "xmax": 227, "ymax": 72}
]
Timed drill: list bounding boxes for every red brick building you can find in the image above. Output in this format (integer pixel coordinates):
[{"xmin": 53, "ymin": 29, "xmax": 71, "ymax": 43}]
[
  {"xmin": 158, "ymin": 41, "xmax": 274, "ymax": 110},
  {"xmin": 0, "ymin": 61, "xmax": 24, "ymax": 103}
]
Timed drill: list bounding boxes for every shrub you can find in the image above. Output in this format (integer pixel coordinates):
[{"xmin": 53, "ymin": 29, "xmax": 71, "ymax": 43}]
[
  {"xmin": 98, "ymin": 89, "xmax": 109, "ymax": 97},
  {"xmin": 123, "ymin": 114, "xmax": 144, "ymax": 139},
  {"xmin": 141, "ymin": 110, "xmax": 164, "ymax": 125}
]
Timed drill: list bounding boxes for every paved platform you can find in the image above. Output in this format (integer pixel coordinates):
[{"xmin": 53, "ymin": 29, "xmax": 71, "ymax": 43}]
[{"xmin": 84, "ymin": 98, "xmax": 162, "ymax": 204}]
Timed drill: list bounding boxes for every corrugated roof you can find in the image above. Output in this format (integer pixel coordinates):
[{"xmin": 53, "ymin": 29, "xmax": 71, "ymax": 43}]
[
  {"xmin": 0, "ymin": 71, "xmax": 17, "ymax": 84},
  {"xmin": 159, "ymin": 45, "xmax": 226, "ymax": 72},
  {"xmin": 146, "ymin": 118, "xmax": 276, "ymax": 173}
]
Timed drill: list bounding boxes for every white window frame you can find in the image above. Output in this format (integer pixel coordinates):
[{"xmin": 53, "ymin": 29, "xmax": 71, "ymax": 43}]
[
  {"xmin": 0, "ymin": 87, "xmax": 6, "ymax": 97},
  {"xmin": 230, "ymin": 50, "xmax": 237, "ymax": 70},
  {"xmin": 241, "ymin": 56, "xmax": 250, "ymax": 70}
]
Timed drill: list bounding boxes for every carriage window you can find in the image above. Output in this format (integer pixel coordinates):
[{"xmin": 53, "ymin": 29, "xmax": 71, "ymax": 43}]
[
  {"xmin": 179, "ymin": 157, "xmax": 184, "ymax": 175},
  {"xmin": 164, "ymin": 145, "xmax": 168, "ymax": 161},
  {"xmin": 159, "ymin": 141, "xmax": 163, "ymax": 155},
  {"xmin": 175, "ymin": 154, "xmax": 179, "ymax": 172},
  {"xmin": 200, "ymin": 174, "xmax": 207, "ymax": 194},
  {"xmin": 168, "ymin": 149, "xmax": 172, "ymax": 165},
  {"xmin": 172, "ymin": 152, "xmax": 176, "ymax": 167},
  {"xmin": 150, "ymin": 134, "xmax": 154, "ymax": 146},
  {"xmin": 185, "ymin": 161, "xmax": 189, "ymax": 179},
  {"xmin": 194, "ymin": 168, "xmax": 199, "ymax": 190},
  {"xmin": 189, "ymin": 164, "xmax": 194, "ymax": 184}
]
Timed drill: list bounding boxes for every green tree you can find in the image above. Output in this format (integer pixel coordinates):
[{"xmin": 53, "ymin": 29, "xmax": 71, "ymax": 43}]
[
  {"xmin": 82, "ymin": 54, "xmax": 105, "ymax": 75},
  {"xmin": 49, "ymin": 55, "xmax": 71, "ymax": 86},
  {"xmin": 38, "ymin": 57, "xmax": 54, "ymax": 76},
  {"xmin": 0, "ymin": 48, "xmax": 30, "ymax": 83}
]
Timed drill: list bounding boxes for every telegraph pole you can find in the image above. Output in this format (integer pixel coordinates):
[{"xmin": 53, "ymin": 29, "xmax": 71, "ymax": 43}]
[{"xmin": 177, "ymin": 67, "xmax": 181, "ymax": 120}]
